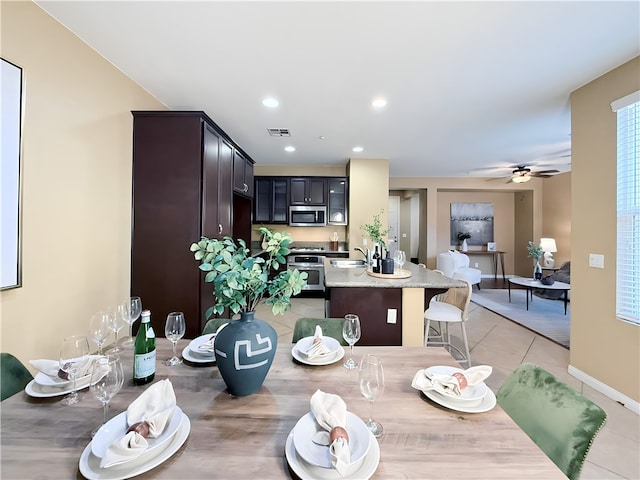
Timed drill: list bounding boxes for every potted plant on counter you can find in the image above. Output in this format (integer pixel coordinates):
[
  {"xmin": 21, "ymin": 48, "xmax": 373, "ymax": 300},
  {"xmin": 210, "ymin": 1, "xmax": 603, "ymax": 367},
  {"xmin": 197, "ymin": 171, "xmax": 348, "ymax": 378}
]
[
  {"xmin": 190, "ymin": 227, "xmax": 307, "ymax": 396},
  {"xmin": 361, "ymin": 211, "xmax": 389, "ymax": 251}
]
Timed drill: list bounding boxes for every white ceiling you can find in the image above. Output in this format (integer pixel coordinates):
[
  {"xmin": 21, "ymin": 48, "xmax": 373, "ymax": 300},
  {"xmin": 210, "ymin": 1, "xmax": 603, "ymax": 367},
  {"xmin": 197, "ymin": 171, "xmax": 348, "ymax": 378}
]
[{"xmin": 35, "ymin": 1, "xmax": 640, "ymax": 178}]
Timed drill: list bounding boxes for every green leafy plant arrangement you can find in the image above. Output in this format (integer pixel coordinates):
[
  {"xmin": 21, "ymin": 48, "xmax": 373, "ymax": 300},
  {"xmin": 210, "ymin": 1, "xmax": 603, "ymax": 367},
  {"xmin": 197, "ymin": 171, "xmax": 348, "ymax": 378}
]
[
  {"xmin": 361, "ymin": 211, "xmax": 389, "ymax": 250},
  {"xmin": 457, "ymin": 232, "xmax": 472, "ymax": 241},
  {"xmin": 190, "ymin": 227, "xmax": 308, "ymax": 318},
  {"xmin": 527, "ymin": 241, "xmax": 544, "ymax": 260}
]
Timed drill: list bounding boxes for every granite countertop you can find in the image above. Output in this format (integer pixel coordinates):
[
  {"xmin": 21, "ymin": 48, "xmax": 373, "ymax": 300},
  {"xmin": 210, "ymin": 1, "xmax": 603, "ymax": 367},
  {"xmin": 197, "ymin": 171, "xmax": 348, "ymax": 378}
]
[{"xmin": 323, "ymin": 258, "xmax": 465, "ymax": 289}]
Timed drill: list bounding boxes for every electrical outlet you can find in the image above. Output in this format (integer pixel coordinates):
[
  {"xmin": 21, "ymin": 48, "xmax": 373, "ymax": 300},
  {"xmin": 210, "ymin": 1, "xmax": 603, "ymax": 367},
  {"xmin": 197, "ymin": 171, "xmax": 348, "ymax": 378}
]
[
  {"xmin": 387, "ymin": 309, "xmax": 397, "ymax": 324},
  {"xmin": 474, "ymin": 262, "xmax": 479, "ymax": 268},
  {"xmin": 589, "ymin": 254, "xmax": 605, "ymax": 268}
]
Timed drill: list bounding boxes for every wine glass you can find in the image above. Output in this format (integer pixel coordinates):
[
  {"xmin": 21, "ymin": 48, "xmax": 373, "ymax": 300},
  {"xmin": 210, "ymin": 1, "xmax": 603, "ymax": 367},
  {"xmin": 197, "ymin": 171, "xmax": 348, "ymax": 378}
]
[
  {"xmin": 90, "ymin": 355, "xmax": 124, "ymax": 436},
  {"xmin": 342, "ymin": 314, "xmax": 361, "ymax": 369},
  {"xmin": 59, "ymin": 335, "xmax": 90, "ymax": 405},
  {"xmin": 359, "ymin": 354, "xmax": 385, "ymax": 437},
  {"xmin": 88, "ymin": 311, "xmax": 110, "ymax": 355},
  {"xmin": 117, "ymin": 296, "xmax": 142, "ymax": 347},
  {"xmin": 165, "ymin": 311, "xmax": 186, "ymax": 366},
  {"xmin": 393, "ymin": 250, "xmax": 406, "ymax": 272},
  {"xmin": 105, "ymin": 306, "xmax": 125, "ymax": 354}
]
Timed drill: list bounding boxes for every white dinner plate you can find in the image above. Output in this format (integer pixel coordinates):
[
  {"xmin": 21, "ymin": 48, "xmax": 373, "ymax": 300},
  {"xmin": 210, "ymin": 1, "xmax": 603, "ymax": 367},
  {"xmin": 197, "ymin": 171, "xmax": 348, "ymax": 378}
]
[
  {"xmin": 291, "ymin": 337, "xmax": 345, "ymax": 366},
  {"xmin": 34, "ymin": 371, "xmax": 92, "ymax": 388},
  {"xmin": 25, "ymin": 374, "xmax": 93, "ymax": 398},
  {"xmin": 188, "ymin": 334, "xmax": 216, "ymax": 358},
  {"xmin": 292, "ymin": 412, "xmax": 370, "ymax": 470},
  {"xmin": 79, "ymin": 412, "xmax": 190, "ymax": 480},
  {"xmin": 92, "ymin": 405, "xmax": 183, "ymax": 459},
  {"xmin": 423, "ymin": 387, "xmax": 497, "ymax": 413},
  {"xmin": 285, "ymin": 429, "xmax": 380, "ymax": 480},
  {"xmin": 181, "ymin": 345, "xmax": 216, "ymax": 365},
  {"xmin": 423, "ymin": 365, "xmax": 488, "ymax": 406}
]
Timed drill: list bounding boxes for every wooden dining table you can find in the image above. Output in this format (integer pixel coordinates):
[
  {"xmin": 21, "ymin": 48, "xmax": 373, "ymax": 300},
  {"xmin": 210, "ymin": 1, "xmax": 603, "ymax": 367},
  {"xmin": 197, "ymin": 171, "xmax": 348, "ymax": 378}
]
[{"xmin": 0, "ymin": 341, "xmax": 564, "ymax": 479}]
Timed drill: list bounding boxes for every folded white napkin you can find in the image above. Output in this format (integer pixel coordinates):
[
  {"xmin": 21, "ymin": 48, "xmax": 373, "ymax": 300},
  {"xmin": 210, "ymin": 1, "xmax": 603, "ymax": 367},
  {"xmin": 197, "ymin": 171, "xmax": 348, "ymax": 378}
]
[
  {"xmin": 198, "ymin": 323, "xmax": 228, "ymax": 353},
  {"xmin": 309, "ymin": 389, "xmax": 351, "ymax": 476},
  {"xmin": 100, "ymin": 379, "xmax": 177, "ymax": 468},
  {"xmin": 29, "ymin": 355, "xmax": 102, "ymax": 380},
  {"xmin": 302, "ymin": 326, "xmax": 333, "ymax": 359},
  {"xmin": 411, "ymin": 365, "xmax": 492, "ymax": 396}
]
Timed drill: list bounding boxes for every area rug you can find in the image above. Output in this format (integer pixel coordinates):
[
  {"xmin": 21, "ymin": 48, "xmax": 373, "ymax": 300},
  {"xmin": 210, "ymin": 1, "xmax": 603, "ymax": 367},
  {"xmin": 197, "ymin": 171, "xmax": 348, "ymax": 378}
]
[{"xmin": 471, "ymin": 289, "xmax": 570, "ymax": 348}]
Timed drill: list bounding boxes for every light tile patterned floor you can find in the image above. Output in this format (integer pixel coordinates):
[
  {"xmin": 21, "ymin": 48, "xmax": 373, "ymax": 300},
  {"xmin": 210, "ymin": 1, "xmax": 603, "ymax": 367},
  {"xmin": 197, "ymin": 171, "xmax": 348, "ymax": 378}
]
[{"xmin": 256, "ymin": 297, "xmax": 640, "ymax": 479}]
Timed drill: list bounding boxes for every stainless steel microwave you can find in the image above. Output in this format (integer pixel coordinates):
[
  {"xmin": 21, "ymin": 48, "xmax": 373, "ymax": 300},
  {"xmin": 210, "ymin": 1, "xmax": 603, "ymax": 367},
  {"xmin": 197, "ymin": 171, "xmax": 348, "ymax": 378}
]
[{"xmin": 289, "ymin": 206, "xmax": 327, "ymax": 227}]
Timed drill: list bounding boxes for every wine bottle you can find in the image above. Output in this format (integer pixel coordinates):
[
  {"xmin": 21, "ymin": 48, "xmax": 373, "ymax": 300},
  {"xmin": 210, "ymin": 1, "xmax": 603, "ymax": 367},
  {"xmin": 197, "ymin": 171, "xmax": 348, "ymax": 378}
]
[
  {"xmin": 372, "ymin": 245, "xmax": 381, "ymax": 273},
  {"xmin": 382, "ymin": 250, "xmax": 394, "ymax": 274},
  {"xmin": 133, "ymin": 309, "xmax": 156, "ymax": 385}
]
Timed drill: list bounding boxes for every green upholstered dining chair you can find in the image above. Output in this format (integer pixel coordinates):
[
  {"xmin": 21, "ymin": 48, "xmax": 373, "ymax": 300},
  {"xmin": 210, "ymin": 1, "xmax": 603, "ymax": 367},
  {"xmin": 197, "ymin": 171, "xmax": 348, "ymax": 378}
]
[
  {"xmin": 202, "ymin": 318, "xmax": 230, "ymax": 335},
  {"xmin": 496, "ymin": 363, "xmax": 607, "ymax": 480},
  {"xmin": 292, "ymin": 318, "xmax": 348, "ymax": 346},
  {"xmin": 1, "ymin": 353, "xmax": 34, "ymax": 401}
]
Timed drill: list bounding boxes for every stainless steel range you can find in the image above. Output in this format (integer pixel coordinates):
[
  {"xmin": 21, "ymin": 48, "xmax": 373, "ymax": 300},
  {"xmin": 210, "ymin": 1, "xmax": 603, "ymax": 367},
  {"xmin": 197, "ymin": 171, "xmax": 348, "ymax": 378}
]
[{"xmin": 287, "ymin": 252, "xmax": 325, "ymax": 292}]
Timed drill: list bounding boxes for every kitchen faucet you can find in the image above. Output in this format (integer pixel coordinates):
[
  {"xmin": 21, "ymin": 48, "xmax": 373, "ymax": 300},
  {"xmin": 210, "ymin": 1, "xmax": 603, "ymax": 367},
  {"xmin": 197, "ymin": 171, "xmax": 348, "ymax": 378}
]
[{"xmin": 354, "ymin": 247, "xmax": 370, "ymax": 266}]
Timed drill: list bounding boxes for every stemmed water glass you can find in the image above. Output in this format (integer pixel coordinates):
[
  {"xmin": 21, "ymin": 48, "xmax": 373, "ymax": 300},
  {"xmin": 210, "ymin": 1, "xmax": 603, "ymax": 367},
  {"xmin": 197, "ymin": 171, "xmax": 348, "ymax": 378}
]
[
  {"xmin": 359, "ymin": 354, "xmax": 385, "ymax": 437},
  {"xmin": 393, "ymin": 250, "xmax": 406, "ymax": 272},
  {"xmin": 165, "ymin": 311, "xmax": 186, "ymax": 366},
  {"xmin": 59, "ymin": 335, "xmax": 90, "ymax": 405},
  {"xmin": 117, "ymin": 296, "xmax": 142, "ymax": 347},
  {"xmin": 342, "ymin": 314, "xmax": 361, "ymax": 369},
  {"xmin": 106, "ymin": 306, "xmax": 125, "ymax": 354},
  {"xmin": 88, "ymin": 311, "xmax": 111, "ymax": 355},
  {"xmin": 90, "ymin": 355, "xmax": 124, "ymax": 436}
]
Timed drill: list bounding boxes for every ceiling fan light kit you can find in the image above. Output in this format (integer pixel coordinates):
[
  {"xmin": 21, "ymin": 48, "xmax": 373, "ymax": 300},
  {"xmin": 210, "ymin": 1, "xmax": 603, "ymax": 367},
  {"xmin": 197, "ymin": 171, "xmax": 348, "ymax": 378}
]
[{"xmin": 512, "ymin": 175, "xmax": 531, "ymax": 183}]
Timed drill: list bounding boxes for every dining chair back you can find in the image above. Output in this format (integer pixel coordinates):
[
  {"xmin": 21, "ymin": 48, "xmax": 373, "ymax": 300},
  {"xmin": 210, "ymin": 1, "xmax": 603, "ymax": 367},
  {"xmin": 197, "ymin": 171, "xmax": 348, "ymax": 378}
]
[
  {"xmin": 423, "ymin": 278, "xmax": 473, "ymax": 367},
  {"xmin": 292, "ymin": 318, "xmax": 349, "ymax": 346},
  {"xmin": 202, "ymin": 318, "xmax": 230, "ymax": 336},
  {"xmin": 1, "ymin": 353, "xmax": 33, "ymax": 401},
  {"xmin": 496, "ymin": 363, "xmax": 607, "ymax": 480}
]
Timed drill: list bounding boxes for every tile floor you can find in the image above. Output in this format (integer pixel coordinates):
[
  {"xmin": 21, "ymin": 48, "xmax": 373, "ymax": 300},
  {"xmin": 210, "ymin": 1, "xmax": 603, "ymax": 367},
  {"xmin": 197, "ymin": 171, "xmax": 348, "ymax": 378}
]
[{"xmin": 256, "ymin": 296, "xmax": 640, "ymax": 480}]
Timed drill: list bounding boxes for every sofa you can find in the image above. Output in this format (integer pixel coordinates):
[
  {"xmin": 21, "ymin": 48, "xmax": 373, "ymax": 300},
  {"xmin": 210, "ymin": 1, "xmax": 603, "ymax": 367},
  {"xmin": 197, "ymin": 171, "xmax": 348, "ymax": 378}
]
[
  {"xmin": 534, "ymin": 261, "xmax": 570, "ymax": 300},
  {"xmin": 436, "ymin": 250, "xmax": 482, "ymax": 289}
]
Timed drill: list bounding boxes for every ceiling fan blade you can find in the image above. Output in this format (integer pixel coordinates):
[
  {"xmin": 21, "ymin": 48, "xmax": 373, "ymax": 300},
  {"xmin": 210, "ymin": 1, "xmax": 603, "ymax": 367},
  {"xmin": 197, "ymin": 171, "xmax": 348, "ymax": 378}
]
[{"xmin": 533, "ymin": 169, "xmax": 560, "ymax": 174}]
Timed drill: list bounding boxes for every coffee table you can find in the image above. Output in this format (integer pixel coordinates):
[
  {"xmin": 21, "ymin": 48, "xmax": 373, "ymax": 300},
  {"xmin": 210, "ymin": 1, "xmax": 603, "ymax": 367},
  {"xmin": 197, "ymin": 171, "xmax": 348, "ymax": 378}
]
[{"xmin": 508, "ymin": 277, "xmax": 571, "ymax": 314}]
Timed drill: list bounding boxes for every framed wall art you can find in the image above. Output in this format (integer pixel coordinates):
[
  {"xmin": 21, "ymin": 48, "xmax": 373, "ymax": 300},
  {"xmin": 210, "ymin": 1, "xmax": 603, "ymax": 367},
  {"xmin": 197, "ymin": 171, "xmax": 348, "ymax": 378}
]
[{"xmin": 450, "ymin": 202, "xmax": 494, "ymax": 246}]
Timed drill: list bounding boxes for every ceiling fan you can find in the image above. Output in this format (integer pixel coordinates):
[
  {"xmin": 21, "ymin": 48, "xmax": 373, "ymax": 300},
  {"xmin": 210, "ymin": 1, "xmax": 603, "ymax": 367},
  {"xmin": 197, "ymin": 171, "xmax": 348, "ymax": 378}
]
[{"xmin": 507, "ymin": 165, "xmax": 559, "ymax": 183}]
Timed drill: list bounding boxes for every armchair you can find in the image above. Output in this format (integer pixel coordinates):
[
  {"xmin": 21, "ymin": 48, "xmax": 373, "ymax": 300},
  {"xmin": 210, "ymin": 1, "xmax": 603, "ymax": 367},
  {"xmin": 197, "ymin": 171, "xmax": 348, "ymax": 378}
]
[{"xmin": 436, "ymin": 250, "xmax": 482, "ymax": 289}]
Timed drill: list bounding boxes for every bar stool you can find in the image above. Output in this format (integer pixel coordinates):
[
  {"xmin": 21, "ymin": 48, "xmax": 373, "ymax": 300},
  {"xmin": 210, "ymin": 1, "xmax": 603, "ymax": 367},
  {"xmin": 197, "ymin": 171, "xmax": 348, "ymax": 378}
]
[{"xmin": 423, "ymin": 278, "xmax": 473, "ymax": 367}]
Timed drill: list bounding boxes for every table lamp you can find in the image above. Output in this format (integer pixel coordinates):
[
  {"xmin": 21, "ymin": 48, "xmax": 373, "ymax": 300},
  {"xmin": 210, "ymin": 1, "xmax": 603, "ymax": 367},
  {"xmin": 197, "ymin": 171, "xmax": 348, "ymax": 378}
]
[{"xmin": 539, "ymin": 238, "xmax": 557, "ymax": 268}]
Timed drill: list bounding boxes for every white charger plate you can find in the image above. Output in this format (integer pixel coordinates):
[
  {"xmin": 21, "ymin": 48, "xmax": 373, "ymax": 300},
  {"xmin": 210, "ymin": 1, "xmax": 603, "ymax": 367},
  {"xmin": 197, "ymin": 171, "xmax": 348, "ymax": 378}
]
[
  {"xmin": 423, "ymin": 388, "xmax": 497, "ymax": 413},
  {"xmin": 34, "ymin": 371, "xmax": 92, "ymax": 388},
  {"xmin": 181, "ymin": 345, "xmax": 216, "ymax": 365},
  {"xmin": 292, "ymin": 412, "xmax": 370, "ymax": 470},
  {"xmin": 423, "ymin": 365, "xmax": 488, "ymax": 405},
  {"xmin": 188, "ymin": 334, "xmax": 216, "ymax": 358},
  {"xmin": 285, "ymin": 429, "xmax": 380, "ymax": 480},
  {"xmin": 25, "ymin": 374, "xmax": 93, "ymax": 398},
  {"xmin": 291, "ymin": 337, "xmax": 345, "ymax": 366},
  {"xmin": 79, "ymin": 412, "xmax": 190, "ymax": 480},
  {"xmin": 92, "ymin": 405, "xmax": 183, "ymax": 459}
]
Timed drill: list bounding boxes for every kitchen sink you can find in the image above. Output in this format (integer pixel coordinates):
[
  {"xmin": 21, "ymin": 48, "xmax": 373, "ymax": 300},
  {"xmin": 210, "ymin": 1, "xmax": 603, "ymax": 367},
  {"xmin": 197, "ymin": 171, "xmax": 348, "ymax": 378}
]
[{"xmin": 329, "ymin": 259, "xmax": 367, "ymax": 268}]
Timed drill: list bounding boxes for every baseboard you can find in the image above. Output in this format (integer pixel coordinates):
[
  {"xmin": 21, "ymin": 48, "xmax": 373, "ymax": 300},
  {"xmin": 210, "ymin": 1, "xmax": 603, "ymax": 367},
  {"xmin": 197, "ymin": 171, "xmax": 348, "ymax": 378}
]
[{"xmin": 568, "ymin": 364, "xmax": 640, "ymax": 415}]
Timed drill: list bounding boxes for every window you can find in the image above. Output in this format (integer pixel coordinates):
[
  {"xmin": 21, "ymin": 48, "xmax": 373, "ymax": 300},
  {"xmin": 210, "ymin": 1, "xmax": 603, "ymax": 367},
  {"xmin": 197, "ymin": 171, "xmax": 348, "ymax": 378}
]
[{"xmin": 612, "ymin": 91, "xmax": 640, "ymax": 325}]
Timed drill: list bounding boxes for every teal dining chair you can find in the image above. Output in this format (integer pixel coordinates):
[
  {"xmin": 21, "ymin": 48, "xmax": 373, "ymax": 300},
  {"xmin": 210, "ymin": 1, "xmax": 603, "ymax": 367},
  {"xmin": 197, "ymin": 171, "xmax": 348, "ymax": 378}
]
[
  {"xmin": 292, "ymin": 318, "xmax": 348, "ymax": 346},
  {"xmin": 202, "ymin": 318, "xmax": 231, "ymax": 336},
  {"xmin": 496, "ymin": 363, "xmax": 607, "ymax": 480},
  {"xmin": 1, "ymin": 353, "xmax": 34, "ymax": 401}
]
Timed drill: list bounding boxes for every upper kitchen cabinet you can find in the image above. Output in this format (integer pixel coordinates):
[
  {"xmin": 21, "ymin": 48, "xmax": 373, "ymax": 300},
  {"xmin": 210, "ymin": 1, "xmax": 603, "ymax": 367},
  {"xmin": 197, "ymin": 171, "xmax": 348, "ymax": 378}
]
[
  {"xmin": 233, "ymin": 150, "xmax": 254, "ymax": 198},
  {"xmin": 131, "ymin": 111, "xmax": 253, "ymax": 338},
  {"xmin": 290, "ymin": 177, "xmax": 326, "ymax": 205},
  {"xmin": 254, "ymin": 176, "xmax": 288, "ymax": 224},
  {"xmin": 327, "ymin": 178, "xmax": 348, "ymax": 225}
]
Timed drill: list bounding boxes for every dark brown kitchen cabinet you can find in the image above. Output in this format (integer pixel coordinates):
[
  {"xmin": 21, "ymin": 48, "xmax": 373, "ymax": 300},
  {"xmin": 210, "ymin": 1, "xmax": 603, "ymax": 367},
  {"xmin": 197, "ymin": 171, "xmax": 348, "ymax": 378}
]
[
  {"xmin": 131, "ymin": 111, "xmax": 253, "ymax": 339},
  {"xmin": 327, "ymin": 177, "xmax": 348, "ymax": 225},
  {"xmin": 233, "ymin": 150, "xmax": 254, "ymax": 198},
  {"xmin": 290, "ymin": 177, "xmax": 326, "ymax": 205},
  {"xmin": 254, "ymin": 176, "xmax": 288, "ymax": 224}
]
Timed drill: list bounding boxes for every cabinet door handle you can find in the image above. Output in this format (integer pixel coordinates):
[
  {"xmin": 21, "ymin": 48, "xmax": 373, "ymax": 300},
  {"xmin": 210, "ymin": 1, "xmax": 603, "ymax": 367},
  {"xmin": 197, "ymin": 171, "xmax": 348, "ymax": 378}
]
[
  {"xmin": 218, "ymin": 224, "xmax": 223, "ymax": 235},
  {"xmin": 243, "ymin": 183, "xmax": 248, "ymax": 192}
]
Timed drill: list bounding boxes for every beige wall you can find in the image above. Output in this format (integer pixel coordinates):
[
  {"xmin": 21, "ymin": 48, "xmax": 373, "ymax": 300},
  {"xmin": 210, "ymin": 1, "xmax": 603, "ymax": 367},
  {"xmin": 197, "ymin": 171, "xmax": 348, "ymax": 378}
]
[
  {"xmin": 570, "ymin": 57, "xmax": 640, "ymax": 402},
  {"xmin": 542, "ymin": 172, "xmax": 571, "ymax": 267},
  {"xmin": 0, "ymin": 2, "xmax": 165, "ymax": 366}
]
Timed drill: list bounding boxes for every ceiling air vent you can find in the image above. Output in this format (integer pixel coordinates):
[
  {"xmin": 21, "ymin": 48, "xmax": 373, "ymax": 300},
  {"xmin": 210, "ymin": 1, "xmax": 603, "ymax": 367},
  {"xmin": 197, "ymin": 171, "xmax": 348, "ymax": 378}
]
[{"xmin": 267, "ymin": 128, "xmax": 291, "ymax": 137}]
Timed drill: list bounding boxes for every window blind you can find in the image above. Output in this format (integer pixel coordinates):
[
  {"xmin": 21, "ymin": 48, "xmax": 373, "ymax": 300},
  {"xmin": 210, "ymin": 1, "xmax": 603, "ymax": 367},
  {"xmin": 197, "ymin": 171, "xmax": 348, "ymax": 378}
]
[{"xmin": 612, "ymin": 91, "xmax": 640, "ymax": 325}]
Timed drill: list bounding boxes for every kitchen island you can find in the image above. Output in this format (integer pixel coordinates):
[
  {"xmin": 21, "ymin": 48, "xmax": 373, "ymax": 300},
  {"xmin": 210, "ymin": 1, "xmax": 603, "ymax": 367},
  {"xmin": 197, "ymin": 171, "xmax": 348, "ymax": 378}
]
[{"xmin": 324, "ymin": 259, "xmax": 464, "ymax": 347}]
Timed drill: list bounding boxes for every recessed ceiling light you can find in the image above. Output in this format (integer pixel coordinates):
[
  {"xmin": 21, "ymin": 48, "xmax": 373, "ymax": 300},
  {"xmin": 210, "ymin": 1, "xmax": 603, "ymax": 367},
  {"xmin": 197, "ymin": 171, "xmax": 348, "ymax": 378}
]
[
  {"xmin": 352, "ymin": 146, "xmax": 364, "ymax": 153},
  {"xmin": 318, "ymin": 136, "xmax": 326, "ymax": 140},
  {"xmin": 284, "ymin": 145, "xmax": 296, "ymax": 152},
  {"xmin": 371, "ymin": 97, "xmax": 387, "ymax": 108},
  {"xmin": 262, "ymin": 97, "xmax": 279, "ymax": 108}
]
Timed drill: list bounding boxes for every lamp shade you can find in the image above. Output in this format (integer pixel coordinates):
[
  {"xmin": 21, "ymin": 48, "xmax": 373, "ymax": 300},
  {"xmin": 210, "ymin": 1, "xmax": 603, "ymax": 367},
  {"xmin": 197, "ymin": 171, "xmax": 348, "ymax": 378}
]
[
  {"xmin": 539, "ymin": 238, "xmax": 557, "ymax": 253},
  {"xmin": 511, "ymin": 175, "xmax": 531, "ymax": 184}
]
